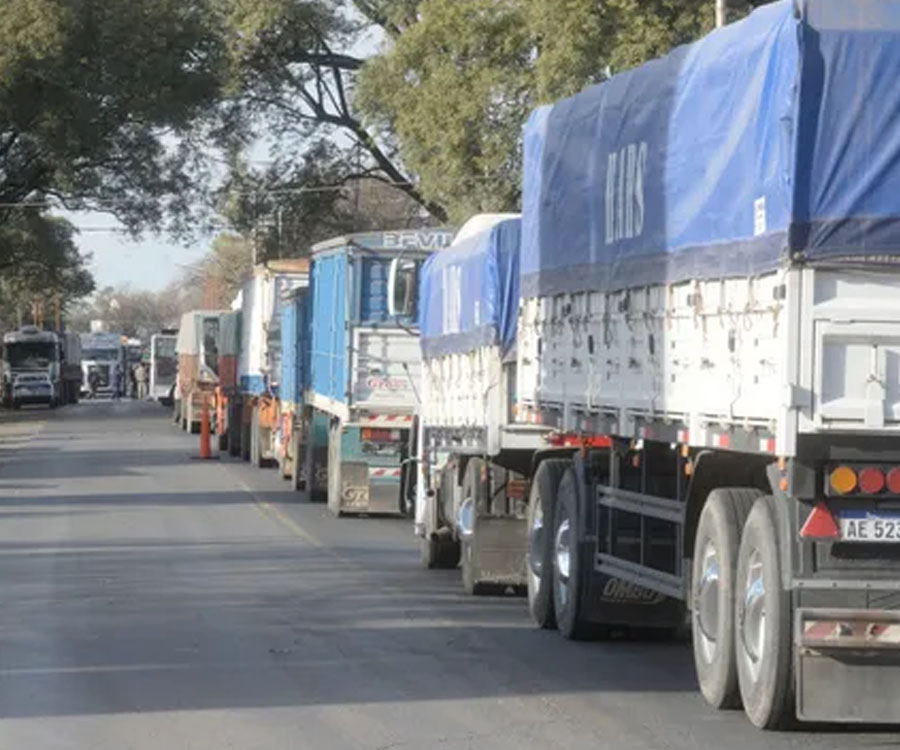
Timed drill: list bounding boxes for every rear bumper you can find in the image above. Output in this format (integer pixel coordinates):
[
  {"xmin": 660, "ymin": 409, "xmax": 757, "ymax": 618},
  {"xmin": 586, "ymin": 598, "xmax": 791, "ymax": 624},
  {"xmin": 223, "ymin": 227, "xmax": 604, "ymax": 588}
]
[
  {"xmin": 796, "ymin": 607, "xmax": 900, "ymax": 723},
  {"xmin": 13, "ymin": 394, "xmax": 53, "ymax": 405}
]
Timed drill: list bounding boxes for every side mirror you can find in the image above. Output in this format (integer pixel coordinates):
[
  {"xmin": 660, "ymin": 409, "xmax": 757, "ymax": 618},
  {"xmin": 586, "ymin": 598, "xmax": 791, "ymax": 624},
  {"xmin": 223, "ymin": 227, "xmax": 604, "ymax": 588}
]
[{"xmin": 388, "ymin": 257, "xmax": 418, "ymax": 318}]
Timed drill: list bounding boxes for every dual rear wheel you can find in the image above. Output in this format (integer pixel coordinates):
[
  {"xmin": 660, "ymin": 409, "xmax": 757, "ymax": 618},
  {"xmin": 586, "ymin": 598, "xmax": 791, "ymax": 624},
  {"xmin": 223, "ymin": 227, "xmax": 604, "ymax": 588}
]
[{"xmin": 692, "ymin": 490, "xmax": 794, "ymax": 729}]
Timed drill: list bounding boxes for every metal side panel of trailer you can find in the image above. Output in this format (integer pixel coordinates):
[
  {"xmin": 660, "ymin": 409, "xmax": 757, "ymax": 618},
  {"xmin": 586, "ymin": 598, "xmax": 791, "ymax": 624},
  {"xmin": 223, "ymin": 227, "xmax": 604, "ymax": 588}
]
[{"xmin": 517, "ymin": 267, "xmax": 900, "ymax": 458}]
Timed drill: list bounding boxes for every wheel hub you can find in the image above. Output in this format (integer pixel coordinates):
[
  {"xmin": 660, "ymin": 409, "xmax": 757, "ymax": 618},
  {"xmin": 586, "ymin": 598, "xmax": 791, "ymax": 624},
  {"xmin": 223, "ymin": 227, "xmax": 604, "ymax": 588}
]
[
  {"xmin": 528, "ymin": 502, "xmax": 544, "ymax": 579},
  {"xmin": 555, "ymin": 516, "xmax": 571, "ymax": 607},
  {"xmin": 695, "ymin": 542, "xmax": 720, "ymax": 663},
  {"xmin": 740, "ymin": 548, "xmax": 766, "ymax": 682}
]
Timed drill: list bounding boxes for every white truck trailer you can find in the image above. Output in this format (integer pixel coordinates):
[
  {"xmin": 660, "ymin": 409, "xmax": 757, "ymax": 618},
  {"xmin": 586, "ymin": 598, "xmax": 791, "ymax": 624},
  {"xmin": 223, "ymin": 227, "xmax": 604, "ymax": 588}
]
[
  {"xmin": 229, "ymin": 259, "xmax": 308, "ymax": 466},
  {"xmin": 397, "ymin": 0, "xmax": 900, "ymax": 729}
]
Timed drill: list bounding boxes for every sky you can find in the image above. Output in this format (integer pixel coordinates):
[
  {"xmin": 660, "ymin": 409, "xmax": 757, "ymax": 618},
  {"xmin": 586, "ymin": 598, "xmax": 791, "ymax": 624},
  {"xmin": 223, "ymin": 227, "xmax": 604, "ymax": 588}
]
[
  {"xmin": 69, "ymin": 23, "xmax": 386, "ymax": 294},
  {"xmin": 66, "ymin": 210, "xmax": 211, "ymax": 292}
]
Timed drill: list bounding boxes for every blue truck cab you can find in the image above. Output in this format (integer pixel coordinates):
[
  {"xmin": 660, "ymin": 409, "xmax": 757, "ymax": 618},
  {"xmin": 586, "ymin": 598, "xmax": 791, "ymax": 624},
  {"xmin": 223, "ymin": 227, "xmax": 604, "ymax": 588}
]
[{"xmin": 304, "ymin": 228, "xmax": 453, "ymax": 515}]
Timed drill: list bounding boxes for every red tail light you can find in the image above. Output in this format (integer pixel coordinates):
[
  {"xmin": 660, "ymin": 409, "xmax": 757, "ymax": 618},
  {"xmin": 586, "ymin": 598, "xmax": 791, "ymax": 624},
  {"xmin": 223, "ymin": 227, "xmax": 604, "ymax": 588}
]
[
  {"xmin": 887, "ymin": 468, "xmax": 900, "ymax": 495},
  {"xmin": 800, "ymin": 502, "xmax": 841, "ymax": 540},
  {"xmin": 858, "ymin": 467, "xmax": 885, "ymax": 495}
]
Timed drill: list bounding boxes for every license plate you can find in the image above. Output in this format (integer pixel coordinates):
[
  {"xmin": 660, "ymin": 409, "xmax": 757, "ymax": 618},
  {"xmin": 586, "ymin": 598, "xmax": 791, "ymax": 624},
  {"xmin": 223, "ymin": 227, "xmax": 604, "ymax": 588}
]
[{"xmin": 840, "ymin": 511, "xmax": 900, "ymax": 543}]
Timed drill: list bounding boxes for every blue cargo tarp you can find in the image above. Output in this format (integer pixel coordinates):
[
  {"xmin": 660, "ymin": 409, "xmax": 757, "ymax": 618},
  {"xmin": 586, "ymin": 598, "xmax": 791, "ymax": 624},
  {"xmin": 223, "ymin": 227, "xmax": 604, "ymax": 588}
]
[
  {"xmin": 522, "ymin": 0, "xmax": 900, "ymax": 298},
  {"xmin": 419, "ymin": 217, "xmax": 521, "ymax": 358}
]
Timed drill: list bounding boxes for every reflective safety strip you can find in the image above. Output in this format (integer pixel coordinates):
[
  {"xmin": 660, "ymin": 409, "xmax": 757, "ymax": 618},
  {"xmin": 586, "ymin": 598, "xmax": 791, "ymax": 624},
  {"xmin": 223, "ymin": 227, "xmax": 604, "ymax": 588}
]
[
  {"xmin": 802, "ymin": 615, "xmax": 900, "ymax": 649},
  {"xmin": 368, "ymin": 467, "xmax": 403, "ymax": 479},
  {"xmin": 358, "ymin": 413, "xmax": 413, "ymax": 427},
  {"xmin": 760, "ymin": 437, "xmax": 776, "ymax": 453}
]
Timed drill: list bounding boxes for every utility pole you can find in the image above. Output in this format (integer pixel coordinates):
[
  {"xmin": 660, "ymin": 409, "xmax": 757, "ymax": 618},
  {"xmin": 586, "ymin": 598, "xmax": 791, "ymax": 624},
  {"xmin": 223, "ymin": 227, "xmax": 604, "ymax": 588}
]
[{"xmin": 716, "ymin": 0, "xmax": 727, "ymax": 28}]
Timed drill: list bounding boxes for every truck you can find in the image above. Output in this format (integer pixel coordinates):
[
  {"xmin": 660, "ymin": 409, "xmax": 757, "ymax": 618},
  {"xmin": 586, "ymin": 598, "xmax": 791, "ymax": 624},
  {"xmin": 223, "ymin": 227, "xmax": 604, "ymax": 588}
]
[
  {"xmin": 80, "ymin": 332, "xmax": 124, "ymax": 397},
  {"xmin": 149, "ymin": 330, "xmax": 177, "ymax": 404},
  {"xmin": 227, "ymin": 259, "xmax": 308, "ymax": 466},
  {"xmin": 411, "ymin": 215, "xmax": 546, "ymax": 591},
  {"xmin": 174, "ymin": 310, "xmax": 239, "ymax": 434},
  {"xmin": 397, "ymin": 0, "xmax": 900, "ymax": 729},
  {"xmin": 58, "ymin": 332, "xmax": 82, "ymax": 405},
  {"xmin": 2, "ymin": 326, "xmax": 70, "ymax": 408},
  {"xmin": 272, "ymin": 286, "xmax": 318, "ymax": 491},
  {"xmin": 304, "ymin": 228, "xmax": 453, "ymax": 516}
]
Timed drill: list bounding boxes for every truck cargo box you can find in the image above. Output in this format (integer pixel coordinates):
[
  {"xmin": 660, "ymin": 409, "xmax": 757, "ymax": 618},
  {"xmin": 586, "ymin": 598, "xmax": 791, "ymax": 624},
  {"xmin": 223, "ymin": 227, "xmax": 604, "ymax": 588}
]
[
  {"xmin": 236, "ymin": 260, "xmax": 308, "ymax": 396},
  {"xmin": 518, "ymin": 0, "xmax": 900, "ymax": 456},
  {"xmin": 308, "ymin": 230, "xmax": 453, "ymax": 422},
  {"xmin": 419, "ymin": 217, "xmax": 523, "ymax": 453}
]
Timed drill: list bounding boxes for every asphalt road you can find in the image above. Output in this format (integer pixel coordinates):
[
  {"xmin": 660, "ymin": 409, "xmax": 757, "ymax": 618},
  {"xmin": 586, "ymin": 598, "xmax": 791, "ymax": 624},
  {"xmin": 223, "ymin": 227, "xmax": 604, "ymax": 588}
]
[{"xmin": 0, "ymin": 400, "xmax": 896, "ymax": 749}]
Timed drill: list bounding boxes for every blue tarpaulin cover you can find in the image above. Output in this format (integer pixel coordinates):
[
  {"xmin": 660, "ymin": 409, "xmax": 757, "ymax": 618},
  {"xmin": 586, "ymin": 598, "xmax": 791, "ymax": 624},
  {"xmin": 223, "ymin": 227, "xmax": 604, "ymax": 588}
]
[
  {"xmin": 522, "ymin": 0, "xmax": 900, "ymax": 298},
  {"xmin": 419, "ymin": 217, "xmax": 521, "ymax": 358}
]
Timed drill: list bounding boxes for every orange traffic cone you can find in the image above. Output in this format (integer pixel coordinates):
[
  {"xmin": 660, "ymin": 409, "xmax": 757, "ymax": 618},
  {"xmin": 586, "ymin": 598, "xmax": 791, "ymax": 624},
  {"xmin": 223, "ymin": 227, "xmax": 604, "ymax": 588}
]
[{"xmin": 192, "ymin": 394, "xmax": 219, "ymax": 460}]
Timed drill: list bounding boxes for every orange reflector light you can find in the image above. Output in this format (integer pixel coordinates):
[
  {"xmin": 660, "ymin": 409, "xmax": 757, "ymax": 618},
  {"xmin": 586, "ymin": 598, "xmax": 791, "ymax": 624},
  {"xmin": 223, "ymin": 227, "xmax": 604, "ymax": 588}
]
[
  {"xmin": 888, "ymin": 468, "xmax": 900, "ymax": 495},
  {"xmin": 859, "ymin": 467, "xmax": 885, "ymax": 495},
  {"xmin": 829, "ymin": 466, "xmax": 857, "ymax": 495},
  {"xmin": 800, "ymin": 502, "xmax": 841, "ymax": 539}
]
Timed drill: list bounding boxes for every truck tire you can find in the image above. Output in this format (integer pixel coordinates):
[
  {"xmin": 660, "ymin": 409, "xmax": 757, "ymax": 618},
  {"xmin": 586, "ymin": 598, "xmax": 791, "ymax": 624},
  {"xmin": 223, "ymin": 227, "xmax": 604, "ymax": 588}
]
[
  {"xmin": 240, "ymin": 416, "xmax": 251, "ymax": 462},
  {"xmin": 461, "ymin": 458, "xmax": 487, "ymax": 595},
  {"xmin": 289, "ymin": 425, "xmax": 303, "ymax": 491},
  {"xmin": 420, "ymin": 534, "xmax": 461, "ymax": 569},
  {"xmin": 250, "ymin": 407, "xmax": 262, "ymax": 467},
  {"xmin": 327, "ymin": 420, "xmax": 343, "ymax": 516},
  {"xmin": 527, "ymin": 459, "xmax": 570, "ymax": 629},
  {"xmin": 691, "ymin": 487, "xmax": 762, "ymax": 710},
  {"xmin": 735, "ymin": 496, "xmax": 794, "ymax": 729},
  {"xmin": 552, "ymin": 466, "xmax": 597, "ymax": 640},
  {"xmin": 229, "ymin": 404, "xmax": 241, "ymax": 457}
]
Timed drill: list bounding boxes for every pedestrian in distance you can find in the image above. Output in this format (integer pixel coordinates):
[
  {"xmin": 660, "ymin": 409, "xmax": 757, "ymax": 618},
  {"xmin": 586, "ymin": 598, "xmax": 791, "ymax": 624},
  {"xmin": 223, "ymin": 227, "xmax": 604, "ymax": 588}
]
[{"xmin": 135, "ymin": 362, "xmax": 148, "ymax": 400}]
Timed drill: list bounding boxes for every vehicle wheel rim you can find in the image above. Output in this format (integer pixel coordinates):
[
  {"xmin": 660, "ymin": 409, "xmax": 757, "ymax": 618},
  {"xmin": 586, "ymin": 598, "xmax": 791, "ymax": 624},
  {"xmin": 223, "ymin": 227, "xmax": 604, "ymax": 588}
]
[
  {"xmin": 555, "ymin": 515, "xmax": 571, "ymax": 608},
  {"xmin": 528, "ymin": 500, "xmax": 544, "ymax": 587},
  {"xmin": 695, "ymin": 541, "xmax": 720, "ymax": 664},
  {"xmin": 740, "ymin": 548, "xmax": 766, "ymax": 683}
]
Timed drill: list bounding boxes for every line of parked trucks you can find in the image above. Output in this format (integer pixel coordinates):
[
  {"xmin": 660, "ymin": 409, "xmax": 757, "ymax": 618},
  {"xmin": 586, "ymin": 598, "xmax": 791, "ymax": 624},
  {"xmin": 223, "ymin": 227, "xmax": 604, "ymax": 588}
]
[{"xmin": 172, "ymin": 1, "xmax": 900, "ymax": 729}]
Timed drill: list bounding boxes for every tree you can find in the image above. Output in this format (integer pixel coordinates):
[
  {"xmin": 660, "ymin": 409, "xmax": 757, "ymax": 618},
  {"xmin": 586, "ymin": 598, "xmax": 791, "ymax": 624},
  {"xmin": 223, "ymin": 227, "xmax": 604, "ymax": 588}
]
[
  {"xmin": 0, "ymin": 213, "xmax": 94, "ymax": 332},
  {"xmin": 356, "ymin": 0, "xmax": 774, "ymax": 222},
  {"xmin": 212, "ymin": 0, "xmax": 449, "ymax": 232},
  {"xmin": 0, "ymin": 0, "xmax": 227, "ymax": 245},
  {"xmin": 179, "ymin": 233, "xmax": 254, "ymax": 309}
]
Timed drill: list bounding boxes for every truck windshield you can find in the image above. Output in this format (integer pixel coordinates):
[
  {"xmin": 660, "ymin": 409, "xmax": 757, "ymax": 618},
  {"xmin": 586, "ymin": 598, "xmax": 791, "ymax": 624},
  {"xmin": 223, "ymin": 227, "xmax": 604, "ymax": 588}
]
[
  {"xmin": 82, "ymin": 348, "xmax": 119, "ymax": 362},
  {"xmin": 5, "ymin": 342, "xmax": 57, "ymax": 368}
]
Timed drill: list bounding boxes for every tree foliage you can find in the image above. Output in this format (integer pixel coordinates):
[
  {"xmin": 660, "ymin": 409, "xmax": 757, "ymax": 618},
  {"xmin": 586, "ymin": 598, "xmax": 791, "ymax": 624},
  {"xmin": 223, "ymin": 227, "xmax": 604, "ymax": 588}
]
[
  {"xmin": 214, "ymin": 0, "xmax": 447, "ymax": 229},
  {"xmin": 0, "ymin": 213, "xmax": 94, "ymax": 332},
  {"xmin": 357, "ymin": 0, "xmax": 774, "ymax": 222},
  {"xmin": 0, "ymin": 0, "xmax": 226, "ymax": 235}
]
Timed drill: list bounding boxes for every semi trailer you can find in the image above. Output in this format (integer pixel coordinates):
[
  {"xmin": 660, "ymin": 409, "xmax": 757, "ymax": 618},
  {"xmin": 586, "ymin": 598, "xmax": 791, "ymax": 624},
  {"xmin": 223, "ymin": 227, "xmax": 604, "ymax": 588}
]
[
  {"xmin": 399, "ymin": 0, "xmax": 900, "ymax": 729},
  {"xmin": 149, "ymin": 331, "xmax": 177, "ymax": 404},
  {"xmin": 175, "ymin": 310, "xmax": 239, "ymax": 434},
  {"xmin": 306, "ymin": 228, "xmax": 453, "ymax": 516},
  {"xmin": 228, "ymin": 259, "xmax": 308, "ymax": 466}
]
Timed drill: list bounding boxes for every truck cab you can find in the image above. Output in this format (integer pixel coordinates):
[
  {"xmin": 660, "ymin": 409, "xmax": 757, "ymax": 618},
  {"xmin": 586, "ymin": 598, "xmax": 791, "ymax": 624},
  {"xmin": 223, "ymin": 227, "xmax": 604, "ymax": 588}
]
[
  {"xmin": 305, "ymin": 228, "xmax": 453, "ymax": 516},
  {"xmin": 3, "ymin": 326, "xmax": 62, "ymax": 408},
  {"xmin": 80, "ymin": 332, "xmax": 125, "ymax": 397}
]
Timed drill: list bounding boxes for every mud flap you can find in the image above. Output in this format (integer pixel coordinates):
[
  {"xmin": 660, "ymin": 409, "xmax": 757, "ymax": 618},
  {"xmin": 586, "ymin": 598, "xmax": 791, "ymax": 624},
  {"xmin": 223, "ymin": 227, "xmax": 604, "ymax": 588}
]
[
  {"xmin": 468, "ymin": 515, "xmax": 528, "ymax": 588},
  {"xmin": 333, "ymin": 462, "xmax": 403, "ymax": 515},
  {"xmin": 796, "ymin": 607, "xmax": 900, "ymax": 723}
]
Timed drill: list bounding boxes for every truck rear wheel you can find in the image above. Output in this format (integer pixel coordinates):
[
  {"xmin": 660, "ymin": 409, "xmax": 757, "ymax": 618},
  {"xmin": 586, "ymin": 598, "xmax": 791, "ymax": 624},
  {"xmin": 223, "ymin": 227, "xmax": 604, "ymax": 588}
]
[
  {"xmin": 420, "ymin": 534, "xmax": 461, "ymax": 569},
  {"xmin": 289, "ymin": 425, "xmax": 303, "ymax": 491},
  {"xmin": 691, "ymin": 487, "xmax": 762, "ymax": 710},
  {"xmin": 250, "ymin": 407, "xmax": 262, "ymax": 467},
  {"xmin": 461, "ymin": 458, "xmax": 487, "ymax": 595},
  {"xmin": 527, "ymin": 459, "xmax": 570, "ymax": 629},
  {"xmin": 552, "ymin": 467, "xmax": 596, "ymax": 640},
  {"xmin": 736, "ymin": 496, "xmax": 794, "ymax": 729}
]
